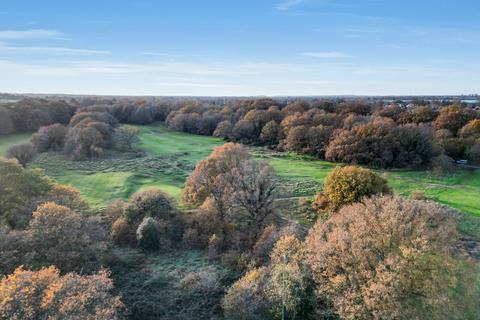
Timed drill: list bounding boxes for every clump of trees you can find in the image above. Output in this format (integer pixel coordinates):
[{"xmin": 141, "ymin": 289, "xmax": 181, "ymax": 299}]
[
  {"xmin": 0, "ymin": 99, "xmax": 76, "ymax": 134},
  {"xmin": 32, "ymin": 123, "xmax": 68, "ymax": 152},
  {"xmin": 0, "ymin": 158, "xmax": 53, "ymax": 228},
  {"xmin": 0, "ymin": 156, "xmax": 121, "ymax": 319},
  {"xmin": 181, "ymin": 143, "xmax": 278, "ymax": 265},
  {"xmin": 0, "ymin": 266, "xmax": 125, "ymax": 320},
  {"xmin": 109, "ymin": 188, "xmax": 182, "ymax": 250}
]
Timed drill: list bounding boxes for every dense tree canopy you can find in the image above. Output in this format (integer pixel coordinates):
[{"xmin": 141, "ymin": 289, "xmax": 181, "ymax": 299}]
[
  {"xmin": 0, "ymin": 266, "xmax": 125, "ymax": 320},
  {"xmin": 322, "ymin": 165, "xmax": 392, "ymax": 210},
  {"xmin": 306, "ymin": 196, "xmax": 479, "ymax": 320}
]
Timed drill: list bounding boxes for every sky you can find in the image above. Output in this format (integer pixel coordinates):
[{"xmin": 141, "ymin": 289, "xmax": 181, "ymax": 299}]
[{"xmin": 0, "ymin": 0, "xmax": 479, "ymax": 96}]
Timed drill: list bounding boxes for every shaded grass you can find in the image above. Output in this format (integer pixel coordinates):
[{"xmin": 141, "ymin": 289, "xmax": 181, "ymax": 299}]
[
  {"xmin": 0, "ymin": 133, "xmax": 31, "ymax": 156},
  {"xmin": 109, "ymin": 248, "xmax": 234, "ymax": 320}
]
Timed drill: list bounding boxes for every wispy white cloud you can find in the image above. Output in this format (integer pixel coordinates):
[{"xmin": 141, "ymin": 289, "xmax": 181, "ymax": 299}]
[
  {"xmin": 276, "ymin": 0, "xmax": 305, "ymax": 11},
  {"xmin": 303, "ymin": 51, "xmax": 351, "ymax": 58},
  {"xmin": 0, "ymin": 29, "xmax": 61, "ymax": 40},
  {"xmin": 0, "ymin": 43, "xmax": 110, "ymax": 55}
]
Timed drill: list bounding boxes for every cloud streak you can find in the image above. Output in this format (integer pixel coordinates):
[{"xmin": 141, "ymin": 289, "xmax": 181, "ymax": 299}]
[
  {"xmin": 0, "ymin": 29, "xmax": 62, "ymax": 40},
  {"xmin": 0, "ymin": 43, "xmax": 110, "ymax": 56},
  {"xmin": 303, "ymin": 51, "xmax": 351, "ymax": 58},
  {"xmin": 276, "ymin": 0, "xmax": 305, "ymax": 11}
]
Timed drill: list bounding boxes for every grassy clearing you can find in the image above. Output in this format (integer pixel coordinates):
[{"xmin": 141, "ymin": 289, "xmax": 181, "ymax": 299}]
[
  {"xmin": 0, "ymin": 133, "xmax": 31, "ymax": 156},
  {"xmin": 1, "ymin": 123, "xmax": 478, "ymax": 221},
  {"xmin": 26, "ymin": 124, "xmax": 223, "ymax": 208}
]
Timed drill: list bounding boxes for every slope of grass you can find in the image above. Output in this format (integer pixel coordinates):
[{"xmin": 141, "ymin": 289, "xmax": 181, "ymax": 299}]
[
  {"xmin": 1, "ymin": 124, "xmax": 478, "ymax": 219},
  {"xmin": 25, "ymin": 124, "xmax": 222, "ymax": 207},
  {"xmin": 0, "ymin": 133, "xmax": 31, "ymax": 156}
]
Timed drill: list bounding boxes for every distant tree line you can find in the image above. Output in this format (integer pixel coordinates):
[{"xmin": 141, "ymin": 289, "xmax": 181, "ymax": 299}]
[{"xmin": 5, "ymin": 97, "xmax": 479, "ymax": 168}]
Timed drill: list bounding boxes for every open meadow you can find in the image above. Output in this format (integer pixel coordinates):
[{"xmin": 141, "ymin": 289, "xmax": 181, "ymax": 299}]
[{"xmin": 1, "ymin": 123, "xmax": 479, "ymax": 217}]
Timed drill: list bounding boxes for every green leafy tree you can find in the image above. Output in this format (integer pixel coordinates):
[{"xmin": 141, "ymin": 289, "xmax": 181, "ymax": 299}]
[{"xmin": 323, "ymin": 165, "xmax": 391, "ymax": 210}]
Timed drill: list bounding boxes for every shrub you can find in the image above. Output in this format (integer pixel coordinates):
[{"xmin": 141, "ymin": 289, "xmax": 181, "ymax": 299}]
[
  {"xmin": 180, "ymin": 268, "xmax": 221, "ymax": 293},
  {"xmin": 136, "ymin": 217, "xmax": 160, "ymax": 251},
  {"xmin": 6, "ymin": 143, "xmax": 37, "ymax": 167},
  {"xmin": 114, "ymin": 125, "xmax": 139, "ymax": 151},
  {"xmin": 44, "ymin": 184, "xmax": 89, "ymax": 212},
  {"xmin": 111, "ymin": 217, "xmax": 134, "ymax": 246},
  {"xmin": 410, "ymin": 190, "xmax": 427, "ymax": 200},
  {"xmin": 323, "ymin": 166, "xmax": 391, "ymax": 210},
  {"xmin": 222, "ymin": 267, "xmax": 270, "ymax": 320},
  {"xmin": 431, "ymin": 154, "xmax": 455, "ymax": 176},
  {"xmin": 32, "ymin": 123, "xmax": 68, "ymax": 152},
  {"xmin": 125, "ymin": 188, "xmax": 175, "ymax": 225}
]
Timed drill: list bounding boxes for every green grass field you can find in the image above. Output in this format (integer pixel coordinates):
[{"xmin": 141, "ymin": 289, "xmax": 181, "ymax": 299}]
[
  {"xmin": 0, "ymin": 133, "xmax": 32, "ymax": 156},
  {"xmin": 1, "ymin": 124, "xmax": 479, "ymax": 219}
]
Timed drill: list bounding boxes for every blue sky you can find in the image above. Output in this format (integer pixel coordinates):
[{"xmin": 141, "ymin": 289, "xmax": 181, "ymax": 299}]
[{"xmin": 1, "ymin": 0, "xmax": 479, "ymax": 96}]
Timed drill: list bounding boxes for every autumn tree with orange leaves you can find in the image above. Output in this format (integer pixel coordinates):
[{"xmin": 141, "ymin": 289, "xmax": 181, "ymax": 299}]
[
  {"xmin": 0, "ymin": 266, "xmax": 125, "ymax": 320},
  {"xmin": 306, "ymin": 196, "xmax": 479, "ymax": 320}
]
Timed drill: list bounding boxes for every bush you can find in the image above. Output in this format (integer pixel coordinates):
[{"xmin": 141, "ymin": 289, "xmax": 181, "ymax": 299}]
[
  {"xmin": 323, "ymin": 165, "xmax": 391, "ymax": 210},
  {"xmin": 468, "ymin": 143, "xmax": 480, "ymax": 163},
  {"xmin": 222, "ymin": 268, "xmax": 270, "ymax": 320},
  {"xmin": 32, "ymin": 123, "xmax": 68, "ymax": 152},
  {"xmin": 114, "ymin": 125, "xmax": 139, "ymax": 151},
  {"xmin": 111, "ymin": 217, "xmax": 134, "ymax": 246},
  {"xmin": 125, "ymin": 188, "xmax": 176, "ymax": 224},
  {"xmin": 136, "ymin": 217, "xmax": 160, "ymax": 251},
  {"xmin": 6, "ymin": 143, "xmax": 37, "ymax": 167},
  {"xmin": 180, "ymin": 268, "xmax": 221, "ymax": 293},
  {"xmin": 431, "ymin": 154, "xmax": 455, "ymax": 176},
  {"xmin": 410, "ymin": 190, "xmax": 427, "ymax": 200},
  {"xmin": 44, "ymin": 184, "xmax": 89, "ymax": 212}
]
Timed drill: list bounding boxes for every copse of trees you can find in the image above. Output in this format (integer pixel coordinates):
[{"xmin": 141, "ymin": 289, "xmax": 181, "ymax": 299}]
[
  {"xmin": 149, "ymin": 99, "xmax": 479, "ymax": 168},
  {"xmin": 31, "ymin": 123, "xmax": 68, "ymax": 152},
  {"xmin": 109, "ymin": 188, "xmax": 182, "ymax": 250},
  {"xmin": 0, "ymin": 99, "xmax": 77, "ymax": 134},
  {"xmin": 182, "ymin": 143, "xmax": 277, "ymax": 242},
  {"xmin": 6, "ymin": 96, "xmax": 479, "ymax": 167},
  {"xmin": 0, "ymin": 158, "xmax": 53, "ymax": 228},
  {"xmin": 0, "ymin": 266, "xmax": 125, "ymax": 320},
  {"xmin": 0, "ymin": 155, "xmax": 119, "ymax": 319}
]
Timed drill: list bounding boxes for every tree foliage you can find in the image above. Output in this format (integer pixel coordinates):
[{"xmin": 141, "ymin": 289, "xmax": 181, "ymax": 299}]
[
  {"xmin": 0, "ymin": 266, "xmax": 125, "ymax": 320},
  {"xmin": 6, "ymin": 143, "xmax": 37, "ymax": 167},
  {"xmin": 305, "ymin": 196, "xmax": 479, "ymax": 320},
  {"xmin": 323, "ymin": 165, "xmax": 391, "ymax": 210}
]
